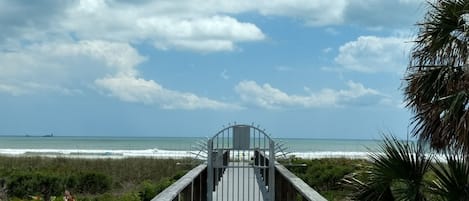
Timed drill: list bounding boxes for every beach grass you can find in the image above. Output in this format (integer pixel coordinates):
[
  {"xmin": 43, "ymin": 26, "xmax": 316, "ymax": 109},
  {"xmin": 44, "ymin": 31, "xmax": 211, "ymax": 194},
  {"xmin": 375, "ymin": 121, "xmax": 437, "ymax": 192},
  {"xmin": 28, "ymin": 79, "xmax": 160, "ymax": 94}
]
[
  {"xmin": 0, "ymin": 156, "xmax": 386, "ymax": 201},
  {"xmin": 280, "ymin": 157, "xmax": 370, "ymax": 201},
  {"xmin": 0, "ymin": 156, "xmax": 198, "ymax": 201}
]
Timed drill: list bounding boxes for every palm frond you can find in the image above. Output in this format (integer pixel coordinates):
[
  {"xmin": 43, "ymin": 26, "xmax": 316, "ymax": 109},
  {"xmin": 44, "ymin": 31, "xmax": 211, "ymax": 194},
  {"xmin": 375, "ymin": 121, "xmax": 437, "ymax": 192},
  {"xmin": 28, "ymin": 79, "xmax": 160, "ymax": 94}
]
[
  {"xmin": 347, "ymin": 136, "xmax": 431, "ymax": 201},
  {"xmin": 404, "ymin": 0, "xmax": 469, "ymax": 153},
  {"xmin": 431, "ymin": 149, "xmax": 469, "ymax": 200}
]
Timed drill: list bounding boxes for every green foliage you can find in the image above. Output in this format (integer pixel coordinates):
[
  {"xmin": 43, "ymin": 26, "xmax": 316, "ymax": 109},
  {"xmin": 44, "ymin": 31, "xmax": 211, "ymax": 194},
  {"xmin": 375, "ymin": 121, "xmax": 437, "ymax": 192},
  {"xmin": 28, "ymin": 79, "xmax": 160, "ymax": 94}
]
[
  {"xmin": 76, "ymin": 172, "xmax": 112, "ymax": 194},
  {"xmin": 154, "ymin": 178, "xmax": 175, "ymax": 194},
  {"xmin": 6, "ymin": 171, "xmax": 111, "ymax": 199},
  {"xmin": 282, "ymin": 157, "xmax": 369, "ymax": 201},
  {"xmin": 35, "ymin": 173, "xmax": 63, "ymax": 201},
  {"xmin": 342, "ymin": 136, "xmax": 469, "ymax": 201},
  {"xmin": 138, "ymin": 171, "xmax": 186, "ymax": 201},
  {"xmin": 345, "ymin": 136, "xmax": 432, "ymax": 201},
  {"xmin": 7, "ymin": 173, "xmax": 36, "ymax": 198},
  {"xmin": 431, "ymin": 152, "xmax": 469, "ymax": 200},
  {"xmin": 304, "ymin": 159, "xmax": 355, "ymax": 191},
  {"xmin": 404, "ymin": 0, "xmax": 469, "ymax": 153},
  {"xmin": 7, "ymin": 172, "xmax": 63, "ymax": 200},
  {"xmin": 138, "ymin": 180, "xmax": 158, "ymax": 201},
  {"xmin": 0, "ymin": 156, "xmax": 195, "ymax": 201}
]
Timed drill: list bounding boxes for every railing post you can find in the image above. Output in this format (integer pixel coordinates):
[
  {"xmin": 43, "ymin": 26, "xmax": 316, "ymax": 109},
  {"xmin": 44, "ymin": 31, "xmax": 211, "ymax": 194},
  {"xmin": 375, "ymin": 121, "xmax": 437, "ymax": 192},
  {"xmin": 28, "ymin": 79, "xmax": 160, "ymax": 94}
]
[
  {"xmin": 201, "ymin": 168, "xmax": 207, "ymax": 201},
  {"xmin": 181, "ymin": 184, "xmax": 191, "ymax": 201},
  {"xmin": 193, "ymin": 172, "xmax": 200, "ymax": 201},
  {"xmin": 269, "ymin": 140, "xmax": 275, "ymax": 201},
  {"xmin": 207, "ymin": 139, "xmax": 213, "ymax": 201}
]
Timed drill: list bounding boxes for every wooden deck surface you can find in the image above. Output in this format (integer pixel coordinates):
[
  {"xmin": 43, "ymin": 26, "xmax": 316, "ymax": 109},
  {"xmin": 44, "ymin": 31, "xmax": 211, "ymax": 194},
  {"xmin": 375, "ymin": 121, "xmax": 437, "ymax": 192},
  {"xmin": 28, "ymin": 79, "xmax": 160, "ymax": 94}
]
[{"xmin": 213, "ymin": 162, "xmax": 265, "ymax": 201}]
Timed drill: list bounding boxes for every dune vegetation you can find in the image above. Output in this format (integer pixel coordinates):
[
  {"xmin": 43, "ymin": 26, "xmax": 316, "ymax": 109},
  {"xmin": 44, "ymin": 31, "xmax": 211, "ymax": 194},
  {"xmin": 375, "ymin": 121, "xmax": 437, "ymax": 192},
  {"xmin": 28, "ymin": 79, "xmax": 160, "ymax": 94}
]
[{"xmin": 0, "ymin": 156, "xmax": 196, "ymax": 201}]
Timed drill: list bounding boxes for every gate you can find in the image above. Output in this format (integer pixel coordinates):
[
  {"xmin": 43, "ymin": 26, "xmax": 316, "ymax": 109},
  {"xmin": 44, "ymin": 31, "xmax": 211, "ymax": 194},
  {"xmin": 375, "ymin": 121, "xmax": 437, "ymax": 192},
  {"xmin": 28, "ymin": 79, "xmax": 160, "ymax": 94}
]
[{"xmin": 207, "ymin": 124, "xmax": 275, "ymax": 201}]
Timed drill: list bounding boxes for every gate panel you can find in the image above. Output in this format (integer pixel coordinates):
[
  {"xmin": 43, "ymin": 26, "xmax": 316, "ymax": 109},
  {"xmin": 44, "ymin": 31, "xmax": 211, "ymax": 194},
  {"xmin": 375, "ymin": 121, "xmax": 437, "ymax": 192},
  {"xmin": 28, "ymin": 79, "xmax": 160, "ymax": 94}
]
[{"xmin": 207, "ymin": 125, "xmax": 275, "ymax": 201}]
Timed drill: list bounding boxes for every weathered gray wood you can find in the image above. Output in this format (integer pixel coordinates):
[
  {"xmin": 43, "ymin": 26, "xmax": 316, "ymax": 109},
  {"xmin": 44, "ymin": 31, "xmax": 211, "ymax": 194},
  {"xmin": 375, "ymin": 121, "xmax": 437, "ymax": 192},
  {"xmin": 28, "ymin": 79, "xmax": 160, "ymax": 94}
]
[
  {"xmin": 213, "ymin": 162, "xmax": 264, "ymax": 201},
  {"xmin": 152, "ymin": 164, "xmax": 207, "ymax": 201},
  {"xmin": 154, "ymin": 124, "xmax": 328, "ymax": 201},
  {"xmin": 207, "ymin": 140, "xmax": 213, "ymax": 201},
  {"xmin": 268, "ymin": 141, "xmax": 275, "ymax": 201},
  {"xmin": 275, "ymin": 164, "xmax": 328, "ymax": 201}
]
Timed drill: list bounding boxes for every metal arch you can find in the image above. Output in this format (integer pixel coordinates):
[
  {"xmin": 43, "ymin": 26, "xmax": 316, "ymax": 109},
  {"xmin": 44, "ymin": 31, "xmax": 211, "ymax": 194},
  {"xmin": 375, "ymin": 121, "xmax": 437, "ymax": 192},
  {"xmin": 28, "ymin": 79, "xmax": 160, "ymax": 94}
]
[{"xmin": 210, "ymin": 124, "xmax": 273, "ymax": 141}]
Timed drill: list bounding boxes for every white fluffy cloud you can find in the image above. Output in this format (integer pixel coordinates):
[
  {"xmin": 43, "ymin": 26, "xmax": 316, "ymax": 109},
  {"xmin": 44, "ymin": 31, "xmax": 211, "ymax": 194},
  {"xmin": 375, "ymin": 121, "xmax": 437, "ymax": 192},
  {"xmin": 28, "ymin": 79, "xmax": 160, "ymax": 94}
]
[
  {"xmin": 0, "ymin": 40, "xmax": 238, "ymax": 110},
  {"xmin": 63, "ymin": 1, "xmax": 266, "ymax": 52},
  {"xmin": 334, "ymin": 36, "xmax": 412, "ymax": 73},
  {"xmin": 129, "ymin": 0, "xmax": 421, "ymax": 28},
  {"xmin": 0, "ymin": 0, "xmax": 420, "ymax": 109},
  {"xmin": 0, "ymin": 40, "xmax": 143, "ymax": 94},
  {"xmin": 0, "ymin": 0, "xmax": 266, "ymax": 52},
  {"xmin": 137, "ymin": 16, "xmax": 264, "ymax": 51},
  {"xmin": 95, "ymin": 76, "xmax": 240, "ymax": 110},
  {"xmin": 0, "ymin": 1, "xmax": 422, "ymax": 52},
  {"xmin": 235, "ymin": 80, "xmax": 383, "ymax": 109}
]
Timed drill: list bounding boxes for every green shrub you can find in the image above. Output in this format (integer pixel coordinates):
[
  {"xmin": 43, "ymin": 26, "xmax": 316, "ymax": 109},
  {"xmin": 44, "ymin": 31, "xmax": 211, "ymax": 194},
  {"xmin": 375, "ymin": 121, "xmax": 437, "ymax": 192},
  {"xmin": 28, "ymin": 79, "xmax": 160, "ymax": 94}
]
[
  {"xmin": 283, "ymin": 158, "xmax": 369, "ymax": 201},
  {"xmin": 77, "ymin": 172, "xmax": 112, "ymax": 194},
  {"xmin": 0, "ymin": 156, "xmax": 195, "ymax": 200},
  {"xmin": 118, "ymin": 191, "xmax": 140, "ymax": 201},
  {"xmin": 63, "ymin": 174, "xmax": 79, "ymax": 192},
  {"xmin": 154, "ymin": 178, "xmax": 174, "ymax": 195},
  {"xmin": 138, "ymin": 180, "xmax": 158, "ymax": 201},
  {"xmin": 35, "ymin": 173, "xmax": 63, "ymax": 201},
  {"xmin": 7, "ymin": 172, "xmax": 63, "ymax": 200},
  {"xmin": 7, "ymin": 173, "xmax": 35, "ymax": 198},
  {"xmin": 138, "ymin": 170, "xmax": 187, "ymax": 201},
  {"xmin": 304, "ymin": 159, "xmax": 354, "ymax": 190}
]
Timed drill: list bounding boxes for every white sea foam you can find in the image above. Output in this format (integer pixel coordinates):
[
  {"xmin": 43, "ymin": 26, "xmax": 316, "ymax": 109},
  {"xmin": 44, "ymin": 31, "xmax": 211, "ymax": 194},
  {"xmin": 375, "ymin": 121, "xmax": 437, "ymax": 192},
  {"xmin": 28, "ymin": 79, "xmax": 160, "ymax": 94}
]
[
  {"xmin": 287, "ymin": 151, "xmax": 371, "ymax": 160},
  {"xmin": 0, "ymin": 148, "xmax": 193, "ymax": 159},
  {"xmin": 0, "ymin": 148, "xmax": 447, "ymax": 163},
  {"xmin": 0, "ymin": 148, "xmax": 374, "ymax": 160}
]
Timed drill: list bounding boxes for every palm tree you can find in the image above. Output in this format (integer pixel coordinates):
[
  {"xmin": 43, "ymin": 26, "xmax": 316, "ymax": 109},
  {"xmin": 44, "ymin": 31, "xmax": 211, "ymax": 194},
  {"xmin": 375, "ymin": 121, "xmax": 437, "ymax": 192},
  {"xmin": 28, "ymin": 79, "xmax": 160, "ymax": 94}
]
[
  {"xmin": 404, "ymin": 0, "xmax": 469, "ymax": 152},
  {"xmin": 344, "ymin": 136, "xmax": 431, "ymax": 201},
  {"xmin": 430, "ymin": 150, "xmax": 469, "ymax": 200}
]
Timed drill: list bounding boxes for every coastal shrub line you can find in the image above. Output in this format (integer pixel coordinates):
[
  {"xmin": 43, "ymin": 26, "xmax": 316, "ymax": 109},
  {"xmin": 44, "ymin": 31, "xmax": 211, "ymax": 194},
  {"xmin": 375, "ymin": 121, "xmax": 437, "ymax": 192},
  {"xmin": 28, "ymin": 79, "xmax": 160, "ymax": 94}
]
[
  {"xmin": 0, "ymin": 156, "xmax": 196, "ymax": 201},
  {"xmin": 281, "ymin": 157, "xmax": 370, "ymax": 201}
]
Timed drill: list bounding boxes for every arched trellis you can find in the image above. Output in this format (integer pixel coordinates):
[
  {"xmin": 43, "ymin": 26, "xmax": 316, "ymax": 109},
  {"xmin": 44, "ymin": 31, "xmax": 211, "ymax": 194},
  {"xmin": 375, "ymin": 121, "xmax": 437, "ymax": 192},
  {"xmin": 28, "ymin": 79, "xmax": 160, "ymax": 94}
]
[{"xmin": 207, "ymin": 124, "xmax": 276, "ymax": 201}]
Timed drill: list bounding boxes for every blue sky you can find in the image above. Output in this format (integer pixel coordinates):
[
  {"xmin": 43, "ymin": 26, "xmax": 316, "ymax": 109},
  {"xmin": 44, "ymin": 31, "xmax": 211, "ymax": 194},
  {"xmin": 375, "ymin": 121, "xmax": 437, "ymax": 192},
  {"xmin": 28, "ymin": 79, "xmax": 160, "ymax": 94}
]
[{"xmin": 0, "ymin": 0, "xmax": 426, "ymax": 139}]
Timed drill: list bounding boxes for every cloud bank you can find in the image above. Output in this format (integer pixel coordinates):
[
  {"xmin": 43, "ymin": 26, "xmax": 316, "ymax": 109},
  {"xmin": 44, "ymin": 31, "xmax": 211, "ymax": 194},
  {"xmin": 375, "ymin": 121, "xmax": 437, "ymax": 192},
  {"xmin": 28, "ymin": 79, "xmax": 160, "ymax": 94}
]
[
  {"xmin": 235, "ymin": 80, "xmax": 385, "ymax": 109},
  {"xmin": 0, "ymin": 0, "xmax": 421, "ymax": 109},
  {"xmin": 0, "ymin": 40, "xmax": 239, "ymax": 110}
]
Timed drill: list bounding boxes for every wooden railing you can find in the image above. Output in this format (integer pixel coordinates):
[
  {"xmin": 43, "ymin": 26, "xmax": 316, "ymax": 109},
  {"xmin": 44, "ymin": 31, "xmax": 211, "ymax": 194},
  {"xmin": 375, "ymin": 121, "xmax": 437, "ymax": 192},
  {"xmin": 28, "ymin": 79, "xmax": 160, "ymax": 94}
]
[
  {"xmin": 151, "ymin": 164, "xmax": 207, "ymax": 201},
  {"xmin": 255, "ymin": 151, "xmax": 327, "ymax": 201},
  {"xmin": 153, "ymin": 151, "xmax": 327, "ymax": 201},
  {"xmin": 275, "ymin": 164, "xmax": 327, "ymax": 201}
]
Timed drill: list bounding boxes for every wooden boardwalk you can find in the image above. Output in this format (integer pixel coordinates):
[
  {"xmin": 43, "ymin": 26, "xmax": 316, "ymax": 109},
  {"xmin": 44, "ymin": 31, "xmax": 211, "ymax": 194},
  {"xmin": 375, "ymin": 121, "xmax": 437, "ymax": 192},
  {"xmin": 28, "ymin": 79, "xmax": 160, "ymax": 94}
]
[
  {"xmin": 213, "ymin": 162, "xmax": 265, "ymax": 201},
  {"xmin": 152, "ymin": 124, "xmax": 328, "ymax": 201}
]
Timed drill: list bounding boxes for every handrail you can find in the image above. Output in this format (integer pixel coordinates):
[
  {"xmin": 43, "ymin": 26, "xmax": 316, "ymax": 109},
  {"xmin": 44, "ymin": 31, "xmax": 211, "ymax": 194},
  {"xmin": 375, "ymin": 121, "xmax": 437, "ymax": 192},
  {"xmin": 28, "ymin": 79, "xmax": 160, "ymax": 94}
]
[
  {"xmin": 275, "ymin": 164, "xmax": 328, "ymax": 201},
  {"xmin": 152, "ymin": 164, "xmax": 207, "ymax": 201},
  {"xmin": 256, "ymin": 145, "xmax": 327, "ymax": 200},
  {"xmin": 154, "ymin": 123, "xmax": 327, "ymax": 201}
]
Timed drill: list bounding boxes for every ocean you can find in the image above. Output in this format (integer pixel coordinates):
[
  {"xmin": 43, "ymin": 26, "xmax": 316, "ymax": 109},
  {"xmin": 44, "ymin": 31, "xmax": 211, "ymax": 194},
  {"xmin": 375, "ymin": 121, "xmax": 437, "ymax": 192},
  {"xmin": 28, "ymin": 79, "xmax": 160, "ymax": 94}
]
[{"xmin": 0, "ymin": 136, "xmax": 383, "ymax": 159}]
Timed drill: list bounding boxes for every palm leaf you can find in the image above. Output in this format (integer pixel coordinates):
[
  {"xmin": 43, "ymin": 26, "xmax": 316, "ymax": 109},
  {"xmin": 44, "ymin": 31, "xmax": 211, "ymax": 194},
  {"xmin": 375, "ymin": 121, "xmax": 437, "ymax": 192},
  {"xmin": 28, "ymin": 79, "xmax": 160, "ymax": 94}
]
[
  {"xmin": 431, "ymin": 149, "xmax": 469, "ymax": 200},
  {"xmin": 404, "ymin": 0, "xmax": 469, "ymax": 153},
  {"xmin": 346, "ymin": 136, "xmax": 431, "ymax": 201}
]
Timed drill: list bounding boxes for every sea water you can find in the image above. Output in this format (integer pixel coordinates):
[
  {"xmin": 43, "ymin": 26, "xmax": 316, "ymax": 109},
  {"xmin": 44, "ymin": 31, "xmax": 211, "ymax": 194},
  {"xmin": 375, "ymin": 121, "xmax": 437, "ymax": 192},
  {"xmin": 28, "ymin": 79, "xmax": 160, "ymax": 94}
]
[{"xmin": 0, "ymin": 136, "xmax": 382, "ymax": 159}]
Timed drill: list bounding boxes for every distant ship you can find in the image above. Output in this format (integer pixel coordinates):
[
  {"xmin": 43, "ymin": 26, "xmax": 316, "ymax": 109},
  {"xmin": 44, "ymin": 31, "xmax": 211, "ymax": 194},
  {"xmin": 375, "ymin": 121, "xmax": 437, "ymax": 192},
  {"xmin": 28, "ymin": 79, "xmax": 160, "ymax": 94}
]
[{"xmin": 24, "ymin": 133, "xmax": 54, "ymax": 137}]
